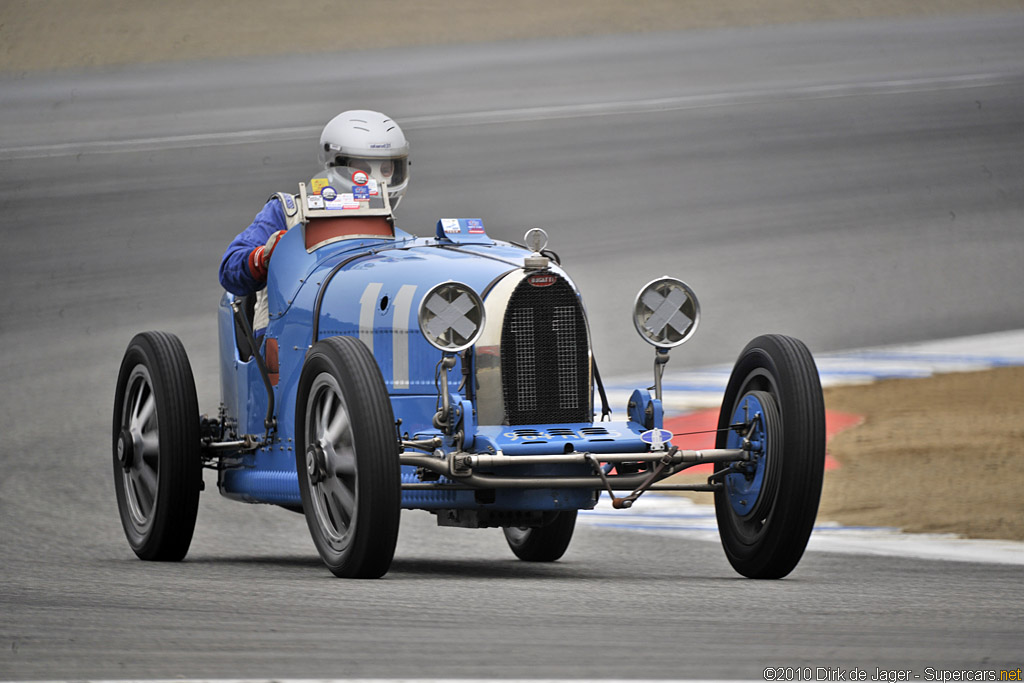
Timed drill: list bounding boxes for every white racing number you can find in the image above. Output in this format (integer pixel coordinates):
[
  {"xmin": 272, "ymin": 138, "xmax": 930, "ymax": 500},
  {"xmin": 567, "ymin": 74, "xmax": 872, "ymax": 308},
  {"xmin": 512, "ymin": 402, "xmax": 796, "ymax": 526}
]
[
  {"xmin": 358, "ymin": 282, "xmax": 418, "ymax": 389},
  {"xmin": 358, "ymin": 283, "xmax": 383, "ymax": 354},
  {"xmin": 391, "ymin": 285, "xmax": 416, "ymax": 389}
]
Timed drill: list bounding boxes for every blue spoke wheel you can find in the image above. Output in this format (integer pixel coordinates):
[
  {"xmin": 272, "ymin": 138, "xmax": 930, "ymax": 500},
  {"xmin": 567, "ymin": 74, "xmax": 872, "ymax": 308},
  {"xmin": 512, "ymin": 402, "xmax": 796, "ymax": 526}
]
[{"xmin": 713, "ymin": 334, "xmax": 825, "ymax": 579}]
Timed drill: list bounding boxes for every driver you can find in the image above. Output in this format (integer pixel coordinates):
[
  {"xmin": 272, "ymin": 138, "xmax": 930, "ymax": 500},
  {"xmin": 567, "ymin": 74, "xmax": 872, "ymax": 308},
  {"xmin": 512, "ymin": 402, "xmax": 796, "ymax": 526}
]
[{"xmin": 218, "ymin": 110, "xmax": 410, "ymax": 337}]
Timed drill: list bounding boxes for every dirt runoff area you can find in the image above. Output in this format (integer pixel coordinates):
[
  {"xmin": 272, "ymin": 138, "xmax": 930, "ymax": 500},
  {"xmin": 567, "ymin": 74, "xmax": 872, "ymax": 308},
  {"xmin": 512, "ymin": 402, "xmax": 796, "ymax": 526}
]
[
  {"xmin": 673, "ymin": 366, "xmax": 1024, "ymax": 541},
  {"xmin": 819, "ymin": 366, "xmax": 1024, "ymax": 540},
  {"xmin": 2, "ymin": 0, "xmax": 1024, "ymax": 72}
]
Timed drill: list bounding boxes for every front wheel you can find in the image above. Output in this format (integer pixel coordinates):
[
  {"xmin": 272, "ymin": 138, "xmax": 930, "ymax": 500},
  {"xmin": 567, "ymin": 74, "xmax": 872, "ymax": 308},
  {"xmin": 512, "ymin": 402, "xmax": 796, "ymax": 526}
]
[
  {"xmin": 503, "ymin": 511, "xmax": 577, "ymax": 562},
  {"xmin": 296, "ymin": 336, "xmax": 401, "ymax": 578},
  {"xmin": 112, "ymin": 331, "xmax": 202, "ymax": 561},
  {"xmin": 713, "ymin": 334, "xmax": 825, "ymax": 579}
]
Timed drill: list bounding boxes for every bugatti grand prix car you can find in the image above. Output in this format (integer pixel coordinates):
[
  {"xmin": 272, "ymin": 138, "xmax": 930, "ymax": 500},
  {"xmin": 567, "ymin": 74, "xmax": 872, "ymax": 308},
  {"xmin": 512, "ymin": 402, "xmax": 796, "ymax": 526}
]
[{"xmin": 113, "ymin": 170, "xmax": 826, "ymax": 579}]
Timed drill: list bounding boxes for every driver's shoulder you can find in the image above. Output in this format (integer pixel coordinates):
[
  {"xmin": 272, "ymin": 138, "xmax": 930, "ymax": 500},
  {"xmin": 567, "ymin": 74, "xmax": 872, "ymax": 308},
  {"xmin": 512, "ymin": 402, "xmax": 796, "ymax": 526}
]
[{"xmin": 266, "ymin": 191, "xmax": 302, "ymax": 230}]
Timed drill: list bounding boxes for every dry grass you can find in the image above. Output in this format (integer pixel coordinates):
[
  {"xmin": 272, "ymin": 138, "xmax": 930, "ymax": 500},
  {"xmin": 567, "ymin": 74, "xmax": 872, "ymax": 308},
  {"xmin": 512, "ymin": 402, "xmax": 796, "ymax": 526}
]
[{"xmin": 2, "ymin": 0, "xmax": 1024, "ymax": 72}]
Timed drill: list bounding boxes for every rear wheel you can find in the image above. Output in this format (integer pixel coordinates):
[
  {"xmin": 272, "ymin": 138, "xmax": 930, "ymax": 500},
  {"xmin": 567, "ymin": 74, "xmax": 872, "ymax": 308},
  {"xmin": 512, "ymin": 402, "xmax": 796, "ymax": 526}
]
[
  {"xmin": 713, "ymin": 334, "xmax": 825, "ymax": 579},
  {"xmin": 503, "ymin": 511, "xmax": 577, "ymax": 562},
  {"xmin": 112, "ymin": 332, "xmax": 202, "ymax": 561},
  {"xmin": 296, "ymin": 336, "xmax": 400, "ymax": 578}
]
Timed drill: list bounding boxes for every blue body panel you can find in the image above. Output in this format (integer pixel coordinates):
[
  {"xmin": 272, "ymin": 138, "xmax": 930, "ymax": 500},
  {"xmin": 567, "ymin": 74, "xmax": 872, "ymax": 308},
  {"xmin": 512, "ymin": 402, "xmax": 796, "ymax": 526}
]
[
  {"xmin": 216, "ymin": 221, "xmax": 657, "ymax": 510},
  {"xmin": 475, "ymin": 422, "xmax": 656, "ymax": 455}
]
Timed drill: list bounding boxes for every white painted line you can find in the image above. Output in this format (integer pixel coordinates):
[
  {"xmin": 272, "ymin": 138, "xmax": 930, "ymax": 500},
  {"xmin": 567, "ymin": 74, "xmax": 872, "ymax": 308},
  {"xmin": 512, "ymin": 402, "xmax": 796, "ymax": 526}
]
[
  {"xmin": 0, "ymin": 126, "xmax": 318, "ymax": 160},
  {"xmin": 4, "ymin": 71, "xmax": 1022, "ymax": 159},
  {"xmin": 579, "ymin": 495, "xmax": 1024, "ymax": 566}
]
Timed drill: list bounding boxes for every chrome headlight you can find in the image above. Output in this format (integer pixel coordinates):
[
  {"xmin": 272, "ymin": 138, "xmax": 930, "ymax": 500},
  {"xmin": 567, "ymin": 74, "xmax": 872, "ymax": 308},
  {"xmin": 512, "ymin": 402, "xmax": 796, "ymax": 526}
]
[
  {"xmin": 418, "ymin": 281, "xmax": 486, "ymax": 353},
  {"xmin": 633, "ymin": 276, "xmax": 700, "ymax": 348}
]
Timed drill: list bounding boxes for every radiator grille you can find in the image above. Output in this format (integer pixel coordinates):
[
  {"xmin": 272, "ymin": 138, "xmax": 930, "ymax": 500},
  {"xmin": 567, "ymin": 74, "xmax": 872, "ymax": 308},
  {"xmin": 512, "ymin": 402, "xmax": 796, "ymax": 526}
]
[
  {"xmin": 501, "ymin": 274, "xmax": 590, "ymax": 424},
  {"xmin": 508, "ymin": 308, "xmax": 537, "ymax": 413}
]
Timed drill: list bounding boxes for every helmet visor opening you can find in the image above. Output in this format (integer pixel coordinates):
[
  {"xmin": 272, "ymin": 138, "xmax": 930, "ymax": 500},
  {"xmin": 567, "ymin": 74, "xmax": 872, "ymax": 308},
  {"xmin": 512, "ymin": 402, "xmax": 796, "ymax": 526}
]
[{"xmin": 334, "ymin": 155, "xmax": 407, "ymax": 186}]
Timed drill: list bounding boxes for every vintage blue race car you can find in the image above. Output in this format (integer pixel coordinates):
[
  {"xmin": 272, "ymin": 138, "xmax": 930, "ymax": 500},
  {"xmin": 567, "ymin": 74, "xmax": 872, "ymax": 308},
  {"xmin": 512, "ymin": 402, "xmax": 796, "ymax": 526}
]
[{"xmin": 113, "ymin": 170, "xmax": 826, "ymax": 579}]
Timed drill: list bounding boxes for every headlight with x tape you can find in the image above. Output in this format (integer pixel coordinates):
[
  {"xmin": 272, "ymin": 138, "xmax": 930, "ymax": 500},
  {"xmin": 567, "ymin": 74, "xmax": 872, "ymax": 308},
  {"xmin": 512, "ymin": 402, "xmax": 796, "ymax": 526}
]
[
  {"xmin": 632, "ymin": 276, "xmax": 700, "ymax": 348},
  {"xmin": 418, "ymin": 281, "xmax": 486, "ymax": 353}
]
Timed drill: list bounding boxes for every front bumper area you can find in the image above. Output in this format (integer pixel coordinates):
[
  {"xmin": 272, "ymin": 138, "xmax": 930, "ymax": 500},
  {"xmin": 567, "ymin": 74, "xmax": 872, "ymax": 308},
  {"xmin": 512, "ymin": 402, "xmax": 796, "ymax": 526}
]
[{"xmin": 399, "ymin": 420, "xmax": 748, "ymax": 513}]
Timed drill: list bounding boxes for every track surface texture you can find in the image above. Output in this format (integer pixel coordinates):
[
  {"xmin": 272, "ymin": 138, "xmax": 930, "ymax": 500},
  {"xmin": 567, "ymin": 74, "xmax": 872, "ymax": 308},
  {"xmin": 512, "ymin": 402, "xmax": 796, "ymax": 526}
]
[{"xmin": 2, "ymin": 7, "xmax": 1024, "ymax": 680}]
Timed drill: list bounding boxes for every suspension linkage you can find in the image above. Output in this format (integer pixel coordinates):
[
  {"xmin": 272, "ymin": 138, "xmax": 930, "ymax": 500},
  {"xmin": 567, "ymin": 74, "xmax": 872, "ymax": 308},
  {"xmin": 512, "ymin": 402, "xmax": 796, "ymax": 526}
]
[{"xmin": 587, "ymin": 450, "xmax": 676, "ymax": 509}]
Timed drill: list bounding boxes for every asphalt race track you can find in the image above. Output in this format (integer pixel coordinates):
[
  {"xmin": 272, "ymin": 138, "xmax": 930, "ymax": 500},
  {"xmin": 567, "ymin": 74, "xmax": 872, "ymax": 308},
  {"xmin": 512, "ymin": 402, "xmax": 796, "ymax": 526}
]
[{"xmin": 2, "ymin": 13, "xmax": 1023, "ymax": 680}]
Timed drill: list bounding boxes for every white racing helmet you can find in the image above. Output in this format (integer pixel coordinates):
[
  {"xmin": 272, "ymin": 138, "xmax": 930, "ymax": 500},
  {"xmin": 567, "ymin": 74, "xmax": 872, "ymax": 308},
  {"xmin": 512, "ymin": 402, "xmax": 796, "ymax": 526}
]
[{"xmin": 319, "ymin": 110, "xmax": 410, "ymax": 208}]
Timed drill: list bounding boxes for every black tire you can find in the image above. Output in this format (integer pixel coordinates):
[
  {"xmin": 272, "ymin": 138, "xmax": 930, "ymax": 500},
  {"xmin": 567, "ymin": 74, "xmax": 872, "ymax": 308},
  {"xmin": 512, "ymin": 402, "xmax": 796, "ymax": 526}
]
[
  {"xmin": 713, "ymin": 334, "xmax": 825, "ymax": 579},
  {"xmin": 296, "ymin": 336, "xmax": 401, "ymax": 578},
  {"xmin": 112, "ymin": 331, "xmax": 202, "ymax": 561},
  {"xmin": 503, "ymin": 511, "xmax": 577, "ymax": 562}
]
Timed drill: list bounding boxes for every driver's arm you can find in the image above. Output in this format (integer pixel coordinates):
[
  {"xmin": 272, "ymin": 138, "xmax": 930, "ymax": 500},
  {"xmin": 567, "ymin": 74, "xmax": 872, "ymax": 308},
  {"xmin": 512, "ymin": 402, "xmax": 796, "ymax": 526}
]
[{"xmin": 219, "ymin": 200, "xmax": 287, "ymax": 296}]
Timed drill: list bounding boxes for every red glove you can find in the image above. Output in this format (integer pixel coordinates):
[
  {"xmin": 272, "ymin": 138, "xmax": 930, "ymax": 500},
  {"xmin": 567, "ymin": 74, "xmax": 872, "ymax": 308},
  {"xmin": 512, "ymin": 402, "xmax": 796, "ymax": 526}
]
[{"xmin": 247, "ymin": 230, "xmax": 287, "ymax": 281}]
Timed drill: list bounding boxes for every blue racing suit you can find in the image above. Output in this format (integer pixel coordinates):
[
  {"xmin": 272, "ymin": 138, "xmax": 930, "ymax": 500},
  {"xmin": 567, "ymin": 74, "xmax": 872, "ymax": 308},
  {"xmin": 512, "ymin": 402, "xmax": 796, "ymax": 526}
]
[{"xmin": 218, "ymin": 199, "xmax": 288, "ymax": 296}]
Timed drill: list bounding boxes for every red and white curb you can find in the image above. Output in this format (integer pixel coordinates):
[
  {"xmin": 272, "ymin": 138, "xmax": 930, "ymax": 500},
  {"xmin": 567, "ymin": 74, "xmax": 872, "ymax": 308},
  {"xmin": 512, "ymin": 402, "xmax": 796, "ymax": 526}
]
[{"xmin": 587, "ymin": 330, "xmax": 1024, "ymax": 565}]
